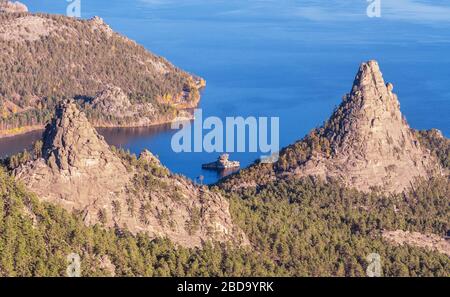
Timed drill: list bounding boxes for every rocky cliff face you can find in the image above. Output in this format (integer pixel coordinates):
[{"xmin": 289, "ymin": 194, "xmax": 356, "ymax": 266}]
[
  {"xmin": 15, "ymin": 101, "xmax": 247, "ymax": 248},
  {"xmin": 286, "ymin": 61, "xmax": 442, "ymax": 193},
  {"xmin": 80, "ymin": 86, "xmax": 172, "ymax": 127}
]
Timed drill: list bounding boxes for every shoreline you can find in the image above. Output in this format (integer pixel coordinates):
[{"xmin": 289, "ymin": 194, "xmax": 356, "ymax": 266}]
[
  {"xmin": 0, "ymin": 113, "xmax": 195, "ymax": 140},
  {"xmin": 0, "ymin": 69, "xmax": 204, "ymax": 140},
  {"xmin": 0, "ymin": 125, "xmax": 45, "ymax": 139},
  {"xmin": 0, "ymin": 86, "xmax": 202, "ymax": 140}
]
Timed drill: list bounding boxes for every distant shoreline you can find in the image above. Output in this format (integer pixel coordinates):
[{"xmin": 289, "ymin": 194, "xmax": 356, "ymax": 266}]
[{"xmin": 0, "ymin": 113, "xmax": 195, "ymax": 140}]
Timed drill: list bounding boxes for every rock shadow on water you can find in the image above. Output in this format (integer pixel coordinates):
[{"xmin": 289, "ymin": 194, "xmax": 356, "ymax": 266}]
[
  {"xmin": 0, "ymin": 130, "xmax": 44, "ymax": 158},
  {"xmin": 96, "ymin": 124, "xmax": 173, "ymax": 148},
  {"xmin": 0, "ymin": 124, "xmax": 174, "ymax": 159}
]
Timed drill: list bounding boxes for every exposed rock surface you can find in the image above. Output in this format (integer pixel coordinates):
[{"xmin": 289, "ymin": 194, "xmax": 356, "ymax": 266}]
[
  {"xmin": 89, "ymin": 16, "xmax": 113, "ymax": 37},
  {"xmin": 0, "ymin": 15, "xmax": 59, "ymax": 41},
  {"xmin": 82, "ymin": 86, "xmax": 159, "ymax": 126},
  {"xmin": 0, "ymin": 1, "xmax": 28, "ymax": 13},
  {"xmin": 15, "ymin": 101, "xmax": 248, "ymax": 248},
  {"xmin": 383, "ymin": 230, "xmax": 450, "ymax": 257},
  {"xmin": 139, "ymin": 149, "xmax": 163, "ymax": 167},
  {"xmin": 90, "ymin": 86, "xmax": 133, "ymax": 115},
  {"xmin": 289, "ymin": 61, "xmax": 442, "ymax": 193}
]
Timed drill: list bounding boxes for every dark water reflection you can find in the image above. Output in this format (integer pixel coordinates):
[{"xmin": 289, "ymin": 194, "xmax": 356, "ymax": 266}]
[
  {"xmin": 96, "ymin": 124, "xmax": 173, "ymax": 148},
  {"xmin": 0, "ymin": 130, "xmax": 44, "ymax": 158},
  {"xmin": 0, "ymin": 125, "xmax": 172, "ymax": 158}
]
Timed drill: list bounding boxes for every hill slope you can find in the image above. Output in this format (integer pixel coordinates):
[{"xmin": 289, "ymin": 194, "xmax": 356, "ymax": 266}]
[
  {"xmin": 1, "ymin": 165, "xmax": 449, "ymax": 276},
  {"xmin": 0, "ymin": 12, "xmax": 205, "ymax": 137}
]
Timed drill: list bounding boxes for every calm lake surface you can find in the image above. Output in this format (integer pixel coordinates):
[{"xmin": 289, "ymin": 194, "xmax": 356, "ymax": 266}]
[{"xmin": 2, "ymin": 0, "xmax": 449, "ymax": 184}]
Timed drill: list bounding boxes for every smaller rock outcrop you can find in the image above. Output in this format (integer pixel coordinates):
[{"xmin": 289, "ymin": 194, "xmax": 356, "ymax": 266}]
[
  {"xmin": 139, "ymin": 149, "xmax": 163, "ymax": 167},
  {"xmin": 90, "ymin": 86, "xmax": 134, "ymax": 117},
  {"xmin": 0, "ymin": 1, "xmax": 28, "ymax": 13},
  {"xmin": 82, "ymin": 86, "xmax": 161, "ymax": 127},
  {"xmin": 383, "ymin": 230, "xmax": 450, "ymax": 257},
  {"xmin": 89, "ymin": 16, "xmax": 113, "ymax": 37}
]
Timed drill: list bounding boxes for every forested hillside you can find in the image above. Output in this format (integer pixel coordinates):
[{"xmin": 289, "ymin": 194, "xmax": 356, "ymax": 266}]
[
  {"xmin": 225, "ymin": 176, "xmax": 449, "ymax": 276},
  {"xmin": 0, "ymin": 12, "xmax": 204, "ymax": 136},
  {"xmin": 0, "ymin": 165, "xmax": 448, "ymax": 276}
]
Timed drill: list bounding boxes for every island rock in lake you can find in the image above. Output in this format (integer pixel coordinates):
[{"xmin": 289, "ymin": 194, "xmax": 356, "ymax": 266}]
[
  {"xmin": 14, "ymin": 101, "xmax": 248, "ymax": 248},
  {"xmin": 202, "ymin": 154, "xmax": 240, "ymax": 170}
]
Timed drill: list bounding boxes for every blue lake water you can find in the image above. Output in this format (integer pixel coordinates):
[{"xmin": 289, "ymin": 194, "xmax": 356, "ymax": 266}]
[{"xmin": 2, "ymin": 0, "xmax": 450, "ymax": 184}]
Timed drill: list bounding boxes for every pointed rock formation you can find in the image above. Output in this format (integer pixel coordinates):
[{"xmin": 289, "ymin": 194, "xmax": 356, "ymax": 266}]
[
  {"xmin": 41, "ymin": 100, "xmax": 127, "ymax": 177},
  {"xmin": 283, "ymin": 60, "xmax": 442, "ymax": 193},
  {"xmin": 15, "ymin": 101, "xmax": 248, "ymax": 247},
  {"xmin": 16, "ymin": 100, "xmax": 129, "ymax": 217}
]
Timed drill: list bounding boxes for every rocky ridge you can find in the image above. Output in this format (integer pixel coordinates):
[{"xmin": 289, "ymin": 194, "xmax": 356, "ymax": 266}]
[
  {"xmin": 79, "ymin": 85, "xmax": 195, "ymax": 127},
  {"xmin": 15, "ymin": 101, "xmax": 248, "ymax": 248}
]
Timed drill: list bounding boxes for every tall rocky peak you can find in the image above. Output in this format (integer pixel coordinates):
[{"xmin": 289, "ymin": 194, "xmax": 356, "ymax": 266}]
[
  {"xmin": 326, "ymin": 60, "xmax": 405, "ymax": 154},
  {"xmin": 15, "ymin": 100, "xmax": 130, "ymax": 224},
  {"xmin": 41, "ymin": 100, "xmax": 126, "ymax": 174},
  {"xmin": 281, "ymin": 60, "xmax": 443, "ymax": 193},
  {"xmin": 15, "ymin": 101, "xmax": 247, "ymax": 247}
]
